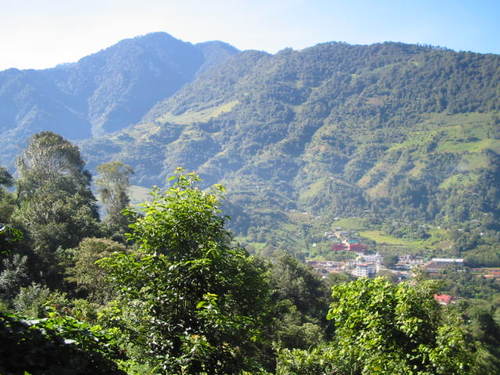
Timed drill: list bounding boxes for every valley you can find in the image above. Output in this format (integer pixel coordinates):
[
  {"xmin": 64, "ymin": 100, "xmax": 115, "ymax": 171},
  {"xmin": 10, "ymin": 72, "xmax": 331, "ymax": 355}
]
[{"xmin": 1, "ymin": 31, "xmax": 499, "ymax": 374}]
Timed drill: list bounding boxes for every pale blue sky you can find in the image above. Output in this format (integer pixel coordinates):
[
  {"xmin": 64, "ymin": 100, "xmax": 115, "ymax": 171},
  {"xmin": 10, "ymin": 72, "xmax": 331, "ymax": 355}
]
[{"xmin": 1, "ymin": 0, "xmax": 499, "ymax": 70}]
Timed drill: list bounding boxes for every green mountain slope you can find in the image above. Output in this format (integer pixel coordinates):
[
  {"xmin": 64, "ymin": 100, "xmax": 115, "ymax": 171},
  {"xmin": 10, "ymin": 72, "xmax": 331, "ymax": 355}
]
[{"xmin": 79, "ymin": 42, "xmax": 500, "ymax": 257}]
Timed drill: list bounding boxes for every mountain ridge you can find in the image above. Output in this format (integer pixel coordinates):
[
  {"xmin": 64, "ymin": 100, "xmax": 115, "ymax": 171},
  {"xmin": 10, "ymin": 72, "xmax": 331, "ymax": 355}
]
[
  {"xmin": 0, "ymin": 32, "xmax": 239, "ymax": 168},
  {"xmin": 78, "ymin": 40, "xmax": 499, "ymax": 259},
  {"xmin": 1, "ymin": 34, "xmax": 498, "ymax": 260}
]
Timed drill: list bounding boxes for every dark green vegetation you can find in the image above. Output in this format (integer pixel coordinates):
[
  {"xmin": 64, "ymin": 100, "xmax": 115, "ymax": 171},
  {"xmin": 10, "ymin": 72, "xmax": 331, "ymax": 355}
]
[
  {"xmin": 0, "ymin": 134, "xmax": 499, "ymax": 373},
  {"xmin": 0, "ymin": 312, "xmax": 125, "ymax": 375},
  {"xmin": 96, "ymin": 161, "xmax": 134, "ymax": 240},
  {"xmin": 79, "ymin": 40, "xmax": 499, "ymax": 262},
  {"xmin": 279, "ymin": 278, "xmax": 474, "ymax": 374}
]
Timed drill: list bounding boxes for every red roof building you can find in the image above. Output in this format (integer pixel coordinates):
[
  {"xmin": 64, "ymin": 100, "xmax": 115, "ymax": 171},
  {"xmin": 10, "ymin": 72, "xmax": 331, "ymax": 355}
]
[
  {"xmin": 434, "ymin": 294, "xmax": 454, "ymax": 305},
  {"xmin": 331, "ymin": 243, "xmax": 347, "ymax": 251}
]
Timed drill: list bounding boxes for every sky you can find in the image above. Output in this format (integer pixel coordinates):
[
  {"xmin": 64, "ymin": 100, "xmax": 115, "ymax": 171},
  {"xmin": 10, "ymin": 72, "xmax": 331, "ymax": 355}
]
[{"xmin": 1, "ymin": 0, "xmax": 499, "ymax": 70}]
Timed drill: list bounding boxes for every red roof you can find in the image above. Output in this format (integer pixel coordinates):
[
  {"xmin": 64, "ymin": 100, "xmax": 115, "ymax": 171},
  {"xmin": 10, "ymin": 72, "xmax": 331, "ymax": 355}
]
[
  {"xmin": 434, "ymin": 294, "xmax": 453, "ymax": 305},
  {"xmin": 331, "ymin": 243, "xmax": 347, "ymax": 251}
]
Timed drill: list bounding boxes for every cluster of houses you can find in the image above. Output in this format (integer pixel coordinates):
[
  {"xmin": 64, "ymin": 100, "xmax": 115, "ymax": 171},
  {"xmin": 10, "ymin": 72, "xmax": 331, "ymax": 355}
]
[
  {"xmin": 308, "ymin": 253, "xmax": 466, "ymax": 279},
  {"xmin": 423, "ymin": 258, "xmax": 464, "ymax": 273},
  {"xmin": 471, "ymin": 268, "xmax": 500, "ymax": 280},
  {"xmin": 308, "ymin": 229, "xmax": 466, "ymax": 280},
  {"xmin": 305, "ymin": 227, "xmax": 487, "ymax": 307},
  {"xmin": 308, "ymin": 252, "xmax": 389, "ymax": 278},
  {"xmin": 313, "ymin": 229, "xmax": 384, "ymax": 278}
]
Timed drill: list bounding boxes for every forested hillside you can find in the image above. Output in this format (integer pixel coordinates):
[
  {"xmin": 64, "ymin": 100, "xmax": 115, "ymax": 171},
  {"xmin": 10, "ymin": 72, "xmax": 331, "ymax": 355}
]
[
  {"xmin": 2, "ymin": 21, "xmax": 500, "ymax": 374},
  {"xmin": 1, "ymin": 30, "xmax": 499, "ymax": 375},
  {"xmin": 80, "ymin": 41, "xmax": 499, "ymax": 260},
  {"xmin": 0, "ymin": 32, "xmax": 238, "ymax": 168},
  {"xmin": 1, "ymin": 136, "xmax": 499, "ymax": 373},
  {"xmin": 2, "ymin": 36, "xmax": 498, "ymax": 262}
]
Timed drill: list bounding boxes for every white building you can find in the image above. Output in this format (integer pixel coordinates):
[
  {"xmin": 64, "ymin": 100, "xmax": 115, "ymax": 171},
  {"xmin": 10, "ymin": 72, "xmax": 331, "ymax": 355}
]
[
  {"xmin": 359, "ymin": 252, "xmax": 383, "ymax": 264},
  {"xmin": 352, "ymin": 263, "xmax": 377, "ymax": 278}
]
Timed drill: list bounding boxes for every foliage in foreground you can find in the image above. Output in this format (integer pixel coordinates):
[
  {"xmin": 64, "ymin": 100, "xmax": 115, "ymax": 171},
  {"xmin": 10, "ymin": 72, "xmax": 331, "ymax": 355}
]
[
  {"xmin": 99, "ymin": 170, "xmax": 270, "ymax": 374},
  {"xmin": 0, "ymin": 312, "xmax": 124, "ymax": 375},
  {"xmin": 278, "ymin": 278, "xmax": 474, "ymax": 375}
]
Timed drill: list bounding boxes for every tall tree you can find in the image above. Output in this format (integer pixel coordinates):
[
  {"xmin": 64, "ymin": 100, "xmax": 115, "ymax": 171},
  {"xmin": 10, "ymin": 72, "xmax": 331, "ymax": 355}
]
[
  {"xmin": 0, "ymin": 165, "xmax": 29, "ymax": 305},
  {"xmin": 14, "ymin": 132, "xmax": 99, "ymax": 285},
  {"xmin": 268, "ymin": 253, "xmax": 331, "ymax": 350},
  {"xmin": 95, "ymin": 161, "xmax": 133, "ymax": 238},
  {"xmin": 0, "ymin": 166, "xmax": 14, "ymax": 224},
  {"xmin": 66, "ymin": 237, "xmax": 126, "ymax": 303},
  {"xmin": 0, "ymin": 167, "xmax": 13, "ymax": 189},
  {"xmin": 100, "ymin": 170, "xmax": 270, "ymax": 374},
  {"xmin": 277, "ymin": 278, "xmax": 476, "ymax": 375},
  {"xmin": 17, "ymin": 132, "xmax": 92, "ymax": 197}
]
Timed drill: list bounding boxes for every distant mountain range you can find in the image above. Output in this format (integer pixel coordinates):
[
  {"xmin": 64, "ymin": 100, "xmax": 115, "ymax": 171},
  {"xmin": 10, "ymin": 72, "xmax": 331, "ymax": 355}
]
[
  {"xmin": 1, "ymin": 32, "xmax": 499, "ymax": 258},
  {"xmin": 0, "ymin": 32, "xmax": 238, "ymax": 167}
]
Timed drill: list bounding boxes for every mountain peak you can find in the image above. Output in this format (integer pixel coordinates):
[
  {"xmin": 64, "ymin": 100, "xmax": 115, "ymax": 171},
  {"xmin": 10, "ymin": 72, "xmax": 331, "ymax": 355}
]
[{"xmin": 0, "ymin": 32, "xmax": 239, "ymax": 166}]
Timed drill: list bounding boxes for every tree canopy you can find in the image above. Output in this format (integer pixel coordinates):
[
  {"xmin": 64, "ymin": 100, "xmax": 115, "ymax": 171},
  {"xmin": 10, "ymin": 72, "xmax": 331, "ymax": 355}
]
[
  {"xmin": 14, "ymin": 132, "xmax": 99, "ymax": 286},
  {"xmin": 100, "ymin": 169, "xmax": 270, "ymax": 374},
  {"xmin": 327, "ymin": 277, "xmax": 471, "ymax": 374},
  {"xmin": 96, "ymin": 161, "xmax": 134, "ymax": 238}
]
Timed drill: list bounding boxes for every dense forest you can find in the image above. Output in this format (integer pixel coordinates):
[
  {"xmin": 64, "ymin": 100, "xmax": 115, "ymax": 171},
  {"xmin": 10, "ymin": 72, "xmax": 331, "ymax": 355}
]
[
  {"xmin": 1, "ymin": 34, "xmax": 498, "ymax": 263},
  {"xmin": 1, "ymin": 132, "xmax": 499, "ymax": 374},
  {"xmin": 80, "ymin": 40, "xmax": 499, "ymax": 264},
  {"xmin": 1, "ymin": 33, "xmax": 499, "ymax": 374}
]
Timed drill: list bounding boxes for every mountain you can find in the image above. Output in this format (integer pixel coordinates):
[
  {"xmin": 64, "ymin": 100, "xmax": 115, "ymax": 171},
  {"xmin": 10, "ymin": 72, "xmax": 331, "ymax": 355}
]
[
  {"xmin": 1, "ymin": 34, "xmax": 498, "ymax": 260},
  {"xmin": 0, "ymin": 32, "xmax": 238, "ymax": 168},
  {"xmin": 80, "ymin": 41, "xmax": 499, "ymax": 259}
]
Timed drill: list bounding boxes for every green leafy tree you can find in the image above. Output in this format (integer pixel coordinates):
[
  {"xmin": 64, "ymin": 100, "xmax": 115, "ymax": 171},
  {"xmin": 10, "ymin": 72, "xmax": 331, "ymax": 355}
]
[
  {"xmin": 0, "ymin": 166, "xmax": 29, "ymax": 306},
  {"xmin": 277, "ymin": 278, "xmax": 477, "ymax": 374},
  {"xmin": 268, "ymin": 253, "xmax": 331, "ymax": 350},
  {"xmin": 327, "ymin": 277, "xmax": 472, "ymax": 374},
  {"xmin": 0, "ymin": 254, "xmax": 28, "ymax": 303},
  {"xmin": 276, "ymin": 346, "xmax": 340, "ymax": 375},
  {"xmin": 0, "ymin": 167, "xmax": 13, "ymax": 188},
  {"xmin": 0, "ymin": 311, "xmax": 125, "ymax": 375},
  {"xmin": 66, "ymin": 238, "xmax": 126, "ymax": 303},
  {"xmin": 12, "ymin": 282, "xmax": 51, "ymax": 318},
  {"xmin": 100, "ymin": 170, "xmax": 270, "ymax": 374},
  {"xmin": 14, "ymin": 132, "xmax": 100, "ymax": 285},
  {"xmin": 96, "ymin": 161, "xmax": 134, "ymax": 239},
  {"xmin": 0, "ymin": 166, "xmax": 14, "ymax": 221},
  {"xmin": 17, "ymin": 132, "xmax": 93, "ymax": 198},
  {"xmin": 464, "ymin": 303, "xmax": 500, "ymax": 373},
  {"xmin": 0, "ymin": 166, "xmax": 16, "ymax": 246},
  {"xmin": 0, "ymin": 225, "xmax": 23, "ymax": 260},
  {"xmin": 382, "ymin": 254, "xmax": 399, "ymax": 269}
]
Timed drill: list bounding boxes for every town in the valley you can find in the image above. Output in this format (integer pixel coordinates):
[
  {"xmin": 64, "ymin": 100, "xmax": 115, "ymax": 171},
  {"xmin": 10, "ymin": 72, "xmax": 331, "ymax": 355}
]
[{"xmin": 306, "ymin": 226, "xmax": 499, "ymax": 305}]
